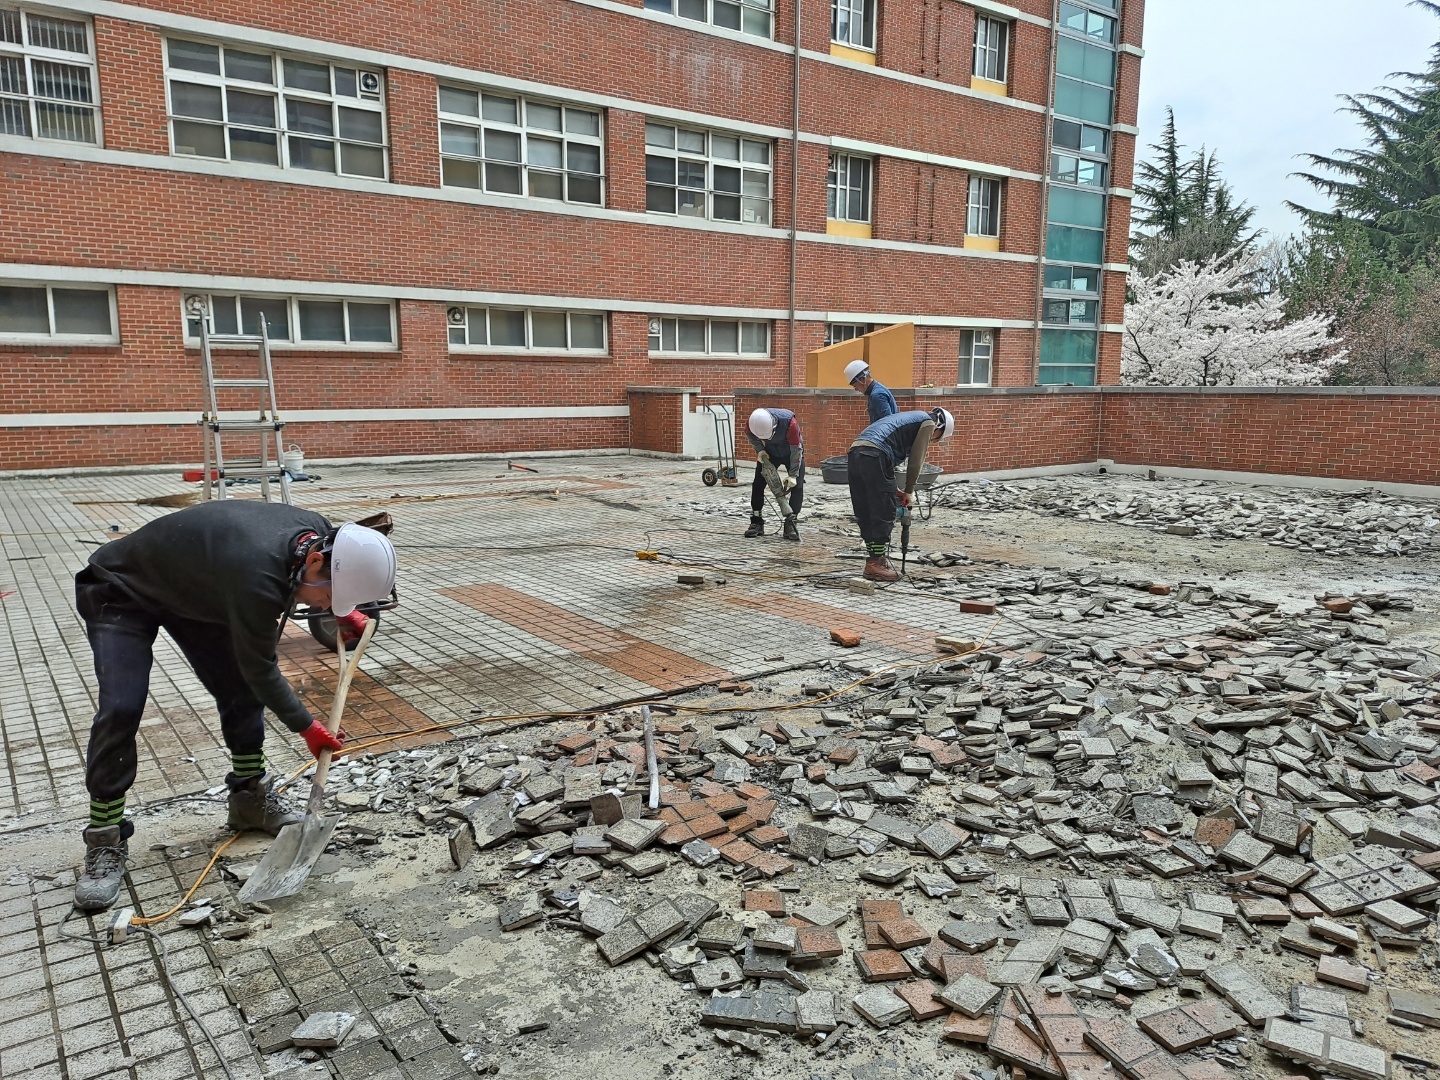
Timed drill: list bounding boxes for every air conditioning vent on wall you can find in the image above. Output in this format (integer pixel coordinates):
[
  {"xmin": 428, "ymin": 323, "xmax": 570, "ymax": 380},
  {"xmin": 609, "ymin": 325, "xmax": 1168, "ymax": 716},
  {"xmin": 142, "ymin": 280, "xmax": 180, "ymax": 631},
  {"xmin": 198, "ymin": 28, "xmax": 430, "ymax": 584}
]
[
  {"xmin": 447, "ymin": 306, "xmax": 466, "ymax": 325},
  {"xmin": 359, "ymin": 71, "xmax": 381, "ymax": 99}
]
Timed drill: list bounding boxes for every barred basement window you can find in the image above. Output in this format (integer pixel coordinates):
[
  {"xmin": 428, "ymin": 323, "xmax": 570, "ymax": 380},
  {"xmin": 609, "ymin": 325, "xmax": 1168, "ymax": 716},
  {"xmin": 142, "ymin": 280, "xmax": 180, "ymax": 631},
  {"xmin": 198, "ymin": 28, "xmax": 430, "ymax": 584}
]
[
  {"xmin": 967, "ymin": 176, "xmax": 1001, "ymax": 238},
  {"xmin": 0, "ymin": 6, "xmax": 98, "ymax": 143},
  {"xmin": 0, "ymin": 282, "xmax": 114, "ymax": 341},
  {"xmin": 644, "ymin": 122, "xmax": 771, "ymax": 225},
  {"xmin": 165, "ymin": 38, "xmax": 386, "ymax": 177},
  {"xmin": 648, "ymin": 317, "xmax": 769, "ymax": 357},
  {"xmin": 827, "ymin": 153, "xmax": 871, "ymax": 223},
  {"xmin": 183, "ymin": 294, "xmax": 395, "ymax": 346},
  {"xmin": 972, "ymin": 15, "xmax": 1009, "ymax": 82},
  {"xmin": 447, "ymin": 306, "xmax": 607, "ymax": 353},
  {"xmin": 644, "ymin": 0, "xmax": 772, "ymax": 40},
  {"xmin": 438, "ymin": 86, "xmax": 603, "ymax": 205},
  {"xmin": 831, "ymin": 0, "xmax": 875, "ymax": 49},
  {"xmin": 958, "ymin": 329, "xmax": 993, "ymax": 386}
]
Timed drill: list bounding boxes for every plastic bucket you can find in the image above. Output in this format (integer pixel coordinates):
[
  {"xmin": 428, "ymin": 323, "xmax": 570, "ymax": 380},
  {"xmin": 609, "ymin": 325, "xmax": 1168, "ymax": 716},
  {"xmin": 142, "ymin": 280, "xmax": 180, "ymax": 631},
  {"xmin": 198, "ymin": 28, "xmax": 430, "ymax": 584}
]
[{"xmin": 282, "ymin": 444, "xmax": 305, "ymax": 475}]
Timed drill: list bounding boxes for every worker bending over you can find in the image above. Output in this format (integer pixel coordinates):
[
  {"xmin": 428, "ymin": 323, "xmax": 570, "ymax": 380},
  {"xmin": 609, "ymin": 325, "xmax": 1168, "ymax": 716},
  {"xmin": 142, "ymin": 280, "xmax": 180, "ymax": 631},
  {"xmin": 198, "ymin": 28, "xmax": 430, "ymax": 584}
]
[
  {"xmin": 845, "ymin": 360, "xmax": 898, "ymax": 424},
  {"xmin": 744, "ymin": 407, "xmax": 804, "ymax": 542},
  {"xmin": 847, "ymin": 407, "xmax": 955, "ymax": 581},
  {"xmin": 72, "ymin": 500, "xmax": 398, "ymax": 912}
]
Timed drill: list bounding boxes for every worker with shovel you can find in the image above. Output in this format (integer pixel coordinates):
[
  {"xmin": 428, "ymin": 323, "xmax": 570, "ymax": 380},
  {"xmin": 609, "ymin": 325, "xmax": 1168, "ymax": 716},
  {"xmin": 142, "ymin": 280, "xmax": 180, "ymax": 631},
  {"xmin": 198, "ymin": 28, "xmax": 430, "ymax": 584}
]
[
  {"xmin": 844, "ymin": 360, "xmax": 898, "ymax": 424},
  {"xmin": 71, "ymin": 500, "xmax": 397, "ymax": 912},
  {"xmin": 847, "ymin": 407, "xmax": 954, "ymax": 582},
  {"xmin": 743, "ymin": 407, "xmax": 805, "ymax": 542}
]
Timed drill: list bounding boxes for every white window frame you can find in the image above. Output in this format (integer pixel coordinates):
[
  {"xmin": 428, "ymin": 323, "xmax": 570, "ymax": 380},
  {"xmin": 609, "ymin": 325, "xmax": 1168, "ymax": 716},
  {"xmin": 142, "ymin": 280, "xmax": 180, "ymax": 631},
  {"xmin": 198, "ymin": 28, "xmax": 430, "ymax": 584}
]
[
  {"xmin": 959, "ymin": 328, "xmax": 993, "ymax": 386},
  {"xmin": 647, "ymin": 316, "xmax": 770, "ymax": 358},
  {"xmin": 825, "ymin": 323, "xmax": 870, "ymax": 346},
  {"xmin": 0, "ymin": 281, "xmax": 116, "ymax": 343},
  {"xmin": 182, "ymin": 293, "xmax": 397, "ymax": 349},
  {"xmin": 0, "ymin": 5, "xmax": 100, "ymax": 145},
  {"xmin": 643, "ymin": 0, "xmax": 773, "ymax": 40},
  {"xmin": 967, "ymin": 174, "xmax": 1001, "ymax": 238},
  {"xmin": 831, "ymin": 0, "xmax": 875, "ymax": 50},
  {"xmin": 972, "ymin": 14, "xmax": 1009, "ymax": 82},
  {"xmin": 163, "ymin": 37, "xmax": 387, "ymax": 178},
  {"xmin": 447, "ymin": 305, "xmax": 608, "ymax": 355},
  {"xmin": 437, "ymin": 85, "xmax": 604, "ymax": 206},
  {"xmin": 644, "ymin": 121, "xmax": 772, "ymax": 226},
  {"xmin": 827, "ymin": 153, "xmax": 872, "ymax": 223}
]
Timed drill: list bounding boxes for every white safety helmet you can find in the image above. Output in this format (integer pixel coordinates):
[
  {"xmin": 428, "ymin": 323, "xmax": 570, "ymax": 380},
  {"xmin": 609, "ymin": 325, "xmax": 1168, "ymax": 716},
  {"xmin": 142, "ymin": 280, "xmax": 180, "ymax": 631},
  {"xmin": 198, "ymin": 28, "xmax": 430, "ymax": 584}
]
[
  {"xmin": 930, "ymin": 407, "xmax": 956, "ymax": 442},
  {"xmin": 747, "ymin": 408, "xmax": 777, "ymax": 440},
  {"xmin": 328, "ymin": 522, "xmax": 397, "ymax": 616},
  {"xmin": 844, "ymin": 360, "xmax": 870, "ymax": 385}
]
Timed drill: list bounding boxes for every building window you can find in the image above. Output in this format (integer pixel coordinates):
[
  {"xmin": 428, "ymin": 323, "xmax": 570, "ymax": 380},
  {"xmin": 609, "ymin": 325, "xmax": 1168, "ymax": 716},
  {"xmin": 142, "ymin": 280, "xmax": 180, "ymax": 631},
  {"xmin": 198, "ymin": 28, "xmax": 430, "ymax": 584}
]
[
  {"xmin": 959, "ymin": 329, "xmax": 993, "ymax": 386},
  {"xmin": 1051, "ymin": 152, "xmax": 1105, "ymax": 187},
  {"xmin": 165, "ymin": 39, "xmax": 386, "ymax": 177},
  {"xmin": 1043, "ymin": 264, "xmax": 1099, "ymax": 294},
  {"xmin": 972, "ymin": 15, "xmax": 1008, "ymax": 82},
  {"xmin": 645, "ymin": 122, "xmax": 771, "ymax": 225},
  {"xmin": 184, "ymin": 294, "xmax": 395, "ymax": 346},
  {"xmin": 1054, "ymin": 2, "xmax": 1116, "ymax": 125},
  {"xmin": 447, "ymin": 306, "xmax": 607, "ymax": 353},
  {"xmin": 1052, "ymin": 119, "xmax": 1107, "ymax": 157},
  {"xmin": 0, "ymin": 283, "xmax": 114, "ymax": 341},
  {"xmin": 0, "ymin": 7, "xmax": 97, "ymax": 143},
  {"xmin": 827, "ymin": 154, "xmax": 871, "ymax": 223},
  {"xmin": 825, "ymin": 323, "xmax": 870, "ymax": 346},
  {"xmin": 831, "ymin": 0, "xmax": 875, "ymax": 49},
  {"xmin": 1042, "ymin": 297, "xmax": 1098, "ymax": 325},
  {"xmin": 648, "ymin": 317, "xmax": 769, "ymax": 357},
  {"xmin": 1059, "ymin": 1, "xmax": 1116, "ymax": 43},
  {"xmin": 1038, "ymin": 328, "xmax": 1096, "ymax": 385},
  {"xmin": 438, "ymin": 87, "xmax": 603, "ymax": 205},
  {"xmin": 644, "ymin": 0, "xmax": 772, "ymax": 39},
  {"xmin": 967, "ymin": 176, "xmax": 1001, "ymax": 238}
]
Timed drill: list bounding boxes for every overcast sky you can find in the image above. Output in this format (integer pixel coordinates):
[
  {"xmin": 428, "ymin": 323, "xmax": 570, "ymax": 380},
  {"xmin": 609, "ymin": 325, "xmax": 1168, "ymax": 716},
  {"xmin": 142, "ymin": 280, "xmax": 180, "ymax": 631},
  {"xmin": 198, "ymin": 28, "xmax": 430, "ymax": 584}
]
[{"xmin": 1136, "ymin": 0, "xmax": 1436, "ymax": 242}]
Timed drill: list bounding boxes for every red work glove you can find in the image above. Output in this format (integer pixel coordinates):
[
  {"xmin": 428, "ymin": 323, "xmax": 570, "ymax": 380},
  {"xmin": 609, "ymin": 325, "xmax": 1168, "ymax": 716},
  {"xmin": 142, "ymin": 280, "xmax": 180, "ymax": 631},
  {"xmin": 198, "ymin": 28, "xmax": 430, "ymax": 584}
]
[
  {"xmin": 335, "ymin": 611, "xmax": 369, "ymax": 644},
  {"xmin": 896, "ymin": 490, "xmax": 914, "ymax": 507},
  {"xmin": 301, "ymin": 720, "xmax": 345, "ymax": 758}
]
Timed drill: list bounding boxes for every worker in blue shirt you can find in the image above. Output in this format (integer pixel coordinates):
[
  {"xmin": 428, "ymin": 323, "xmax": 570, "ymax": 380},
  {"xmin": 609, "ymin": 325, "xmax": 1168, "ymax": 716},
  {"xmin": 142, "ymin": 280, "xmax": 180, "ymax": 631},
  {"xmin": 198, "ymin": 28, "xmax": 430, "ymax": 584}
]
[
  {"xmin": 743, "ymin": 407, "xmax": 804, "ymax": 542},
  {"xmin": 848, "ymin": 407, "xmax": 954, "ymax": 581},
  {"xmin": 845, "ymin": 360, "xmax": 898, "ymax": 425}
]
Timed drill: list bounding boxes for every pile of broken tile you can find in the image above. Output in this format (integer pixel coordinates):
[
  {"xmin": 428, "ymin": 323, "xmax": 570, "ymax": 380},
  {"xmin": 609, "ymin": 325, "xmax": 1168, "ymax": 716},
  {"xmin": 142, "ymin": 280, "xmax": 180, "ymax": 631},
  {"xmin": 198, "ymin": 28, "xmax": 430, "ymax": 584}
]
[
  {"xmin": 319, "ymin": 585, "xmax": 1440, "ymax": 1071},
  {"xmin": 928, "ymin": 475, "xmax": 1440, "ymax": 557}
]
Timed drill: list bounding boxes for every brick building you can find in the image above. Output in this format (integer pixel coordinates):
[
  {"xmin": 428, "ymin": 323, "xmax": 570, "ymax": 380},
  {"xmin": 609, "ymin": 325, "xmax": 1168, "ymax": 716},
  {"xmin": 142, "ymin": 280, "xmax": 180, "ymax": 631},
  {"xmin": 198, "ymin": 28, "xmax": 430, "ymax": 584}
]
[{"xmin": 0, "ymin": 0, "xmax": 1145, "ymax": 469}]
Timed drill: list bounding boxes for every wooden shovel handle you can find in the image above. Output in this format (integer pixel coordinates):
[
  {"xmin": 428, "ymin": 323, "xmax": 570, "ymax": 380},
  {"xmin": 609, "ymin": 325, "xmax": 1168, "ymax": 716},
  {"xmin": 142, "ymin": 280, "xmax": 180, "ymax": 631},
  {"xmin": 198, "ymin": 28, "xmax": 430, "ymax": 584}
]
[{"xmin": 311, "ymin": 617, "xmax": 376, "ymax": 794}]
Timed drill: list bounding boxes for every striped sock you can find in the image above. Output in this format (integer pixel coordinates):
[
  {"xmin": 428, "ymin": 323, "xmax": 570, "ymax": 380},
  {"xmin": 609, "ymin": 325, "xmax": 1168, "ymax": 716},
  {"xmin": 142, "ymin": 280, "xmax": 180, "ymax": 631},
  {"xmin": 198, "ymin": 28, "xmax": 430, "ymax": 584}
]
[
  {"xmin": 867, "ymin": 542, "xmax": 887, "ymax": 557},
  {"xmin": 231, "ymin": 752, "xmax": 265, "ymax": 780},
  {"xmin": 89, "ymin": 797, "xmax": 126, "ymax": 829}
]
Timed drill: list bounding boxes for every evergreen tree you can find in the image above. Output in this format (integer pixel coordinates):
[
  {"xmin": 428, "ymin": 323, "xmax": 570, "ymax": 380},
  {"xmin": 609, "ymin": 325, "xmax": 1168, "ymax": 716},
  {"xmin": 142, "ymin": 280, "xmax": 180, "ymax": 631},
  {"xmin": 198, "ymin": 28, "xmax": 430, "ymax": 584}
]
[{"xmin": 1289, "ymin": 0, "xmax": 1440, "ymax": 264}]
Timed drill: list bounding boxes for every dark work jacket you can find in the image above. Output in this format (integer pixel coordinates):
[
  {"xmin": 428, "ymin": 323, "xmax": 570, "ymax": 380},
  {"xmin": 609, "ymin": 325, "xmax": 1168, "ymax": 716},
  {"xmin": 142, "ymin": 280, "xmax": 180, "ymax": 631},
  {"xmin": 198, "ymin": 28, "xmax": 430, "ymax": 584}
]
[
  {"xmin": 86, "ymin": 500, "xmax": 332, "ymax": 732},
  {"xmin": 865, "ymin": 380, "xmax": 899, "ymax": 424},
  {"xmin": 852, "ymin": 411, "xmax": 934, "ymax": 469},
  {"xmin": 745, "ymin": 407, "xmax": 802, "ymax": 461}
]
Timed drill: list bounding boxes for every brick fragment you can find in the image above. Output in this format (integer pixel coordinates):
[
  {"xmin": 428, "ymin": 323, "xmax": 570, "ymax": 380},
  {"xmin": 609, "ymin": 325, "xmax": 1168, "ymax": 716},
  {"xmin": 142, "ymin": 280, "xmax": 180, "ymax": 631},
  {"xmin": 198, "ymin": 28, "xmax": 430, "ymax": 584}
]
[
  {"xmin": 829, "ymin": 628, "xmax": 862, "ymax": 647},
  {"xmin": 854, "ymin": 948, "xmax": 911, "ymax": 982}
]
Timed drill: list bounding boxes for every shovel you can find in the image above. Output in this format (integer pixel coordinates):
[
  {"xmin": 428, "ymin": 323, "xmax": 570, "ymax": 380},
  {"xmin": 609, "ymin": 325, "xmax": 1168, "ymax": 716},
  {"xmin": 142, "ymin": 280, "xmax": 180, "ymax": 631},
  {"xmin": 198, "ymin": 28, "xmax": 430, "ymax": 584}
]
[{"xmin": 238, "ymin": 616, "xmax": 376, "ymax": 904}]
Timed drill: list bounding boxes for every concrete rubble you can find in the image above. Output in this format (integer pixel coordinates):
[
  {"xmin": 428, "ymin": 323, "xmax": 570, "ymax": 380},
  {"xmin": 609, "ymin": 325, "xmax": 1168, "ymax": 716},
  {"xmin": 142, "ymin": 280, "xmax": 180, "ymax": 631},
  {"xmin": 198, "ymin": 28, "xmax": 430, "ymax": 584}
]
[{"xmin": 242, "ymin": 562, "xmax": 1440, "ymax": 1076}]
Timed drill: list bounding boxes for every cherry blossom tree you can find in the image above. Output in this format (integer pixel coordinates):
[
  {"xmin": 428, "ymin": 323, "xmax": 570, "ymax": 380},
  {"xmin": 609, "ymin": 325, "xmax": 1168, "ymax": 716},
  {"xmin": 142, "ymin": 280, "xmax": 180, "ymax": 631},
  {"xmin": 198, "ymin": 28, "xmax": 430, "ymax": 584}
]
[{"xmin": 1122, "ymin": 250, "xmax": 1345, "ymax": 386}]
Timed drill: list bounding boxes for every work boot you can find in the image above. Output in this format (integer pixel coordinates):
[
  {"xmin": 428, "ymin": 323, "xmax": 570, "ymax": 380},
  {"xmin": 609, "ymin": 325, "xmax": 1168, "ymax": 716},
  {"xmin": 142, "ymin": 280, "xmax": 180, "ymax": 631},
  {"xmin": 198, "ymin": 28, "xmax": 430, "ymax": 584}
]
[
  {"xmin": 227, "ymin": 773, "xmax": 303, "ymax": 835},
  {"xmin": 743, "ymin": 515, "xmax": 765, "ymax": 538},
  {"xmin": 863, "ymin": 555, "xmax": 900, "ymax": 583},
  {"xmin": 74, "ymin": 825, "xmax": 130, "ymax": 912},
  {"xmin": 782, "ymin": 516, "xmax": 800, "ymax": 542}
]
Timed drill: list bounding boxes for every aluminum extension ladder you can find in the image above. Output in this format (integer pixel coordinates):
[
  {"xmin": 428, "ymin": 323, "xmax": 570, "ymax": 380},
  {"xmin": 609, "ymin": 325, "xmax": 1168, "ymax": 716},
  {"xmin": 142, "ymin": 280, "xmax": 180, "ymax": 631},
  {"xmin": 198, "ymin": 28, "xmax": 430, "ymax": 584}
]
[{"xmin": 196, "ymin": 314, "xmax": 292, "ymax": 504}]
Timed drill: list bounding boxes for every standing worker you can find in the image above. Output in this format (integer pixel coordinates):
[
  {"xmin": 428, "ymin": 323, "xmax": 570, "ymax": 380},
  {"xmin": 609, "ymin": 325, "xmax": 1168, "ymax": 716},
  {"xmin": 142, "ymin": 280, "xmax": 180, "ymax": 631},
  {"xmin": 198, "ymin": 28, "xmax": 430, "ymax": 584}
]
[
  {"xmin": 71, "ymin": 500, "xmax": 398, "ymax": 912},
  {"xmin": 844, "ymin": 360, "xmax": 898, "ymax": 424},
  {"xmin": 743, "ymin": 407, "xmax": 804, "ymax": 542},
  {"xmin": 847, "ymin": 407, "xmax": 954, "ymax": 581}
]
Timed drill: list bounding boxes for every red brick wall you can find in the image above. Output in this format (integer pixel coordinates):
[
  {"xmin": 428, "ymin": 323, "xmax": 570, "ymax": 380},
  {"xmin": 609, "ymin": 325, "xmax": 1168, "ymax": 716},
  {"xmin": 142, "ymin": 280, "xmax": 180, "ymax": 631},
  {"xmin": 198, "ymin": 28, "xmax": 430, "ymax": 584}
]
[
  {"xmin": 1099, "ymin": 391, "xmax": 1440, "ymax": 488},
  {"xmin": 626, "ymin": 389, "xmax": 690, "ymax": 454}
]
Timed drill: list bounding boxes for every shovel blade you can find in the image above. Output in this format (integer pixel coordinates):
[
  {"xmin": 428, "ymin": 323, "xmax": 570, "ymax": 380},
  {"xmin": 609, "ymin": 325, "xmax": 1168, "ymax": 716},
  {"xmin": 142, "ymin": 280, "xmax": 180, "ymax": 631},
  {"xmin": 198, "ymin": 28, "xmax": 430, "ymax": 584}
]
[{"xmin": 236, "ymin": 812, "xmax": 339, "ymax": 904}]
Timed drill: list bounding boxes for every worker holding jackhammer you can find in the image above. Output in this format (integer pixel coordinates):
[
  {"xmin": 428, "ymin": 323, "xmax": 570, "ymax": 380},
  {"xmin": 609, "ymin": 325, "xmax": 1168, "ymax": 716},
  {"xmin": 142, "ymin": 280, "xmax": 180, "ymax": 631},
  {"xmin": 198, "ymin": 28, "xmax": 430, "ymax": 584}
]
[
  {"xmin": 71, "ymin": 500, "xmax": 397, "ymax": 912},
  {"xmin": 844, "ymin": 359, "xmax": 898, "ymax": 424},
  {"xmin": 847, "ymin": 407, "xmax": 955, "ymax": 582},
  {"xmin": 743, "ymin": 407, "xmax": 805, "ymax": 542}
]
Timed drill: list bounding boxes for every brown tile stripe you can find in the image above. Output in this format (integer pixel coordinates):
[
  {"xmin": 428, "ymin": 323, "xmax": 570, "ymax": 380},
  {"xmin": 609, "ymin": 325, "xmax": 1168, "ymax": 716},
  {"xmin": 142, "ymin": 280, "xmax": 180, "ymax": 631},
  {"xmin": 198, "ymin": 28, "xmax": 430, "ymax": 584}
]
[
  {"xmin": 443, "ymin": 583, "xmax": 731, "ymax": 691},
  {"xmin": 722, "ymin": 592, "xmax": 935, "ymax": 655},
  {"xmin": 278, "ymin": 625, "xmax": 446, "ymax": 751}
]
